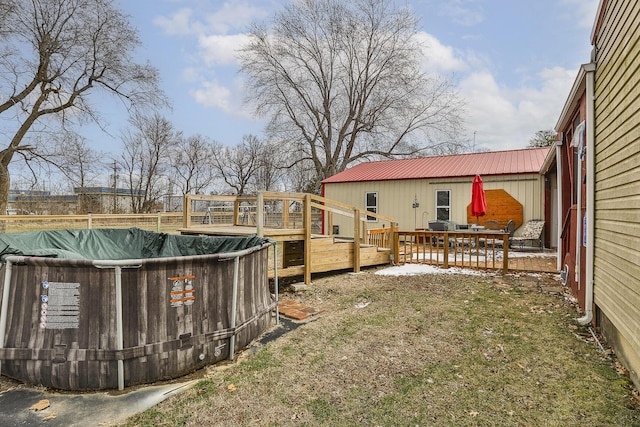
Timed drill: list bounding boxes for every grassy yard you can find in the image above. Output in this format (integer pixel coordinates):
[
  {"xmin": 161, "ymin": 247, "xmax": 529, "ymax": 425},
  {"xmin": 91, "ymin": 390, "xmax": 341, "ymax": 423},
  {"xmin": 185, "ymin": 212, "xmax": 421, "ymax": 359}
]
[{"xmin": 122, "ymin": 267, "xmax": 640, "ymax": 427}]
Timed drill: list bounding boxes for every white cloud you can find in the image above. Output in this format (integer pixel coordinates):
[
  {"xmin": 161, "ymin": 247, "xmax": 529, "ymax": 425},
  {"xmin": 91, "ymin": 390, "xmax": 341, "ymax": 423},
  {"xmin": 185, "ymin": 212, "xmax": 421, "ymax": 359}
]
[
  {"xmin": 560, "ymin": 0, "xmax": 600, "ymax": 28},
  {"xmin": 204, "ymin": 2, "xmax": 268, "ymax": 34},
  {"xmin": 153, "ymin": 8, "xmax": 202, "ymax": 36},
  {"xmin": 154, "ymin": 2, "xmax": 268, "ymax": 37},
  {"xmin": 458, "ymin": 66, "xmax": 576, "ymax": 150},
  {"xmin": 190, "ymin": 80, "xmax": 233, "ymax": 111},
  {"xmin": 198, "ymin": 33, "xmax": 250, "ymax": 67},
  {"xmin": 417, "ymin": 32, "xmax": 468, "ymax": 73},
  {"xmin": 190, "ymin": 77, "xmax": 256, "ymax": 120},
  {"xmin": 438, "ymin": 0, "xmax": 484, "ymax": 27}
]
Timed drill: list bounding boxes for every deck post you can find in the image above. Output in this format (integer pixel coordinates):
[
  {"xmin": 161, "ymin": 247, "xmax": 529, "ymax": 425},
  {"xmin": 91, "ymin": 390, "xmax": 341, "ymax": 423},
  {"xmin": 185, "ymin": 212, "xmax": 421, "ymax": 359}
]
[
  {"xmin": 304, "ymin": 194, "xmax": 312, "ymax": 284},
  {"xmin": 391, "ymin": 222, "xmax": 399, "ymax": 264},
  {"xmin": 443, "ymin": 232, "xmax": 449, "ymax": 269},
  {"xmin": 233, "ymin": 198, "xmax": 240, "ymax": 226},
  {"xmin": 502, "ymin": 233, "xmax": 509, "ymax": 273},
  {"xmin": 353, "ymin": 208, "xmax": 361, "ymax": 273},
  {"xmin": 362, "ymin": 220, "xmax": 368, "ymax": 244},
  {"xmin": 256, "ymin": 192, "xmax": 264, "ymax": 237},
  {"xmin": 328, "ymin": 211, "xmax": 334, "ymax": 235},
  {"xmin": 282, "ymin": 199, "xmax": 289, "ymax": 229},
  {"xmin": 183, "ymin": 195, "xmax": 191, "ymax": 228}
]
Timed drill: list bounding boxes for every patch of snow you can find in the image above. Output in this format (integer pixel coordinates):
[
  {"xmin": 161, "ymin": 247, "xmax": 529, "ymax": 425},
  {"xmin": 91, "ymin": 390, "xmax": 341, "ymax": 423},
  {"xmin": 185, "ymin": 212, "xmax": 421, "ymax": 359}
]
[
  {"xmin": 508, "ymin": 251, "xmax": 557, "ymax": 258},
  {"xmin": 375, "ymin": 264, "xmax": 485, "ymax": 276}
]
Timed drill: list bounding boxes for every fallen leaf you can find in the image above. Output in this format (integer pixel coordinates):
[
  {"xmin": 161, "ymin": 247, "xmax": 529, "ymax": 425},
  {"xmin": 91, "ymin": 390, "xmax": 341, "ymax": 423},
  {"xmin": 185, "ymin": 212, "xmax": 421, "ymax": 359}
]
[
  {"xmin": 43, "ymin": 412, "xmax": 57, "ymax": 420},
  {"xmin": 29, "ymin": 400, "xmax": 50, "ymax": 411},
  {"xmin": 227, "ymin": 384, "xmax": 237, "ymax": 392}
]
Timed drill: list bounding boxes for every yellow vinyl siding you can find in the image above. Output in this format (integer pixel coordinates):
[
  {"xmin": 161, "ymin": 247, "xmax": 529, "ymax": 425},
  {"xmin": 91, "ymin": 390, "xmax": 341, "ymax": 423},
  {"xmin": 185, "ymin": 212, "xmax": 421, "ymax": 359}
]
[
  {"xmin": 324, "ymin": 174, "xmax": 544, "ymax": 236},
  {"xmin": 593, "ymin": 0, "xmax": 640, "ymax": 378}
]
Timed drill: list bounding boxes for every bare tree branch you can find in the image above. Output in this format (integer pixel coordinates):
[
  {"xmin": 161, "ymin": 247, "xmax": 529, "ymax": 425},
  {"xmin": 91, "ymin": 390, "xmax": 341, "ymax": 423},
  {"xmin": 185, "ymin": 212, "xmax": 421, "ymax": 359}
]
[
  {"xmin": 240, "ymin": 0, "xmax": 464, "ymax": 193},
  {"xmin": 119, "ymin": 113, "xmax": 176, "ymax": 213},
  {"xmin": 0, "ymin": 0, "xmax": 166, "ymax": 219}
]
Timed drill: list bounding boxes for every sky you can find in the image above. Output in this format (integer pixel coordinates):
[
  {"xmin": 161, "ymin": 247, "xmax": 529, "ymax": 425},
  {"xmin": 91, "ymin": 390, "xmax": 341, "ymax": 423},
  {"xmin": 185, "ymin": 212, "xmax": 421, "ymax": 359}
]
[{"xmin": 93, "ymin": 0, "xmax": 601, "ymax": 154}]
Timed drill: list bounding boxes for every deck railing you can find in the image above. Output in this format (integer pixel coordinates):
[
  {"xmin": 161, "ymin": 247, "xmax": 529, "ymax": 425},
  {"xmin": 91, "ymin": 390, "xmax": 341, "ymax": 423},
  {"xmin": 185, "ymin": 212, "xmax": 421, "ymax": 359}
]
[
  {"xmin": 0, "ymin": 212, "xmax": 184, "ymax": 234},
  {"xmin": 396, "ymin": 230, "xmax": 509, "ymax": 273},
  {"xmin": 366, "ymin": 227, "xmax": 392, "ymax": 250},
  {"xmin": 182, "ymin": 192, "xmax": 398, "ymax": 283}
]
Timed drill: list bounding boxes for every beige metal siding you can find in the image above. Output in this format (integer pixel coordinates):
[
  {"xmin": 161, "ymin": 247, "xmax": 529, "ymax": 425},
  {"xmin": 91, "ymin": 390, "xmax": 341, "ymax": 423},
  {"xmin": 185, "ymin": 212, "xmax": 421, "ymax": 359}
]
[
  {"xmin": 324, "ymin": 174, "xmax": 544, "ymax": 236},
  {"xmin": 593, "ymin": 1, "xmax": 640, "ymax": 357}
]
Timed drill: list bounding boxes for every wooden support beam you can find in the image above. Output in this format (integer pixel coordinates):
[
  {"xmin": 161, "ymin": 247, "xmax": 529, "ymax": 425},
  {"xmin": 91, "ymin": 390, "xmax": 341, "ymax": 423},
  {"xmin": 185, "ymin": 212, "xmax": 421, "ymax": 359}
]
[
  {"xmin": 502, "ymin": 234, "xmax": 509, "ymax": 274},
  {"xmin": 391, "ymin": 222, "xmax": 399, "ymax": 265},
  {"xmin": 183, "ymin": 195, "xmax": 191, "ymax": 228},
  {"xmin": 304, "ymin": 194, "xmax": 312, "ymax": 284},
  {"xmin": 443, "ymin": 232, "xmax": 449, "ymax": 269},
  {"xmin": 256, "ymin": 192, "xmax": 264, "ymax": 237},
  {"xmin": 353, "ymin": 208, "xmax": 361, "ymax": 273},
  {"xmin": 282, "ymin": 199, "xmax": 289, "ymax": 229}
]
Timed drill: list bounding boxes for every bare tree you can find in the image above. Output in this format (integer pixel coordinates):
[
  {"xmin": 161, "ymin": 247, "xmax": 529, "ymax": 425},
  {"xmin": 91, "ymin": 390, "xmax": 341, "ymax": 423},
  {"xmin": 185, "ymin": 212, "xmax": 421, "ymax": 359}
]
[
  {"xmin": 170, "ymin": 134, "xmax": 217, "ymax": 196},
  {"xmin": 212, "ymin": 135, "xmax": 265, "ymax": 195},
  {"xmin": 55, "ymin": 136, "xmax": 104, "ymax": 190},
  {"xmin": 240, "ymin": 0, "xmax": 463, "ymax": 193},
  {"xmin": 120, "ymin": 113, "xmax": 176, "ymax": 213},
  {"xmin": 528, "ymin": 129, "xmax": 557, "ymax": 148},
  {"xmin": 0, "ymin": 0, "xmax": 164, "ymax": 219},
  {"xmin": 249, "ymin": 141, "xmax": 286, "ymax": 193},
  {"xmin": 50, "ymin": 132, "xmax": 105, "ymax": 212}
]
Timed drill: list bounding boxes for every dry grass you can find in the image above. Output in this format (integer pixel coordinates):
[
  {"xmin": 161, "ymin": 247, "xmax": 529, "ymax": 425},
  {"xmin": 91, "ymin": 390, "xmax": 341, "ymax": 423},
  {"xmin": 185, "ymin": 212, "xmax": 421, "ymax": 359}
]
[{"xmin": 122, "ymin": 268, "xmax": 640, "ymax": 426}]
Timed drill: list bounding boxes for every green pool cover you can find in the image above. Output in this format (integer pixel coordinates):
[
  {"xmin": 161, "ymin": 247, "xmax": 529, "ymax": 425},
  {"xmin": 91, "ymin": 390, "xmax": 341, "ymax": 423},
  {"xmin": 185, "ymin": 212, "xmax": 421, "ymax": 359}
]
[{"xmin": 0, "ymin": 228, "xmax": 271, "ymax": 261}]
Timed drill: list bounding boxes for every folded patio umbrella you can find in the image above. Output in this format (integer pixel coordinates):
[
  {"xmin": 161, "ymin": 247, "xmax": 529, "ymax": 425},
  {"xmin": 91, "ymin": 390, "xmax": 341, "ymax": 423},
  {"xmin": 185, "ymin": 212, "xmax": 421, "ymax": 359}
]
[{"xmin": 471, "ymin": 175, "xmax": 487, "ymax": 225}]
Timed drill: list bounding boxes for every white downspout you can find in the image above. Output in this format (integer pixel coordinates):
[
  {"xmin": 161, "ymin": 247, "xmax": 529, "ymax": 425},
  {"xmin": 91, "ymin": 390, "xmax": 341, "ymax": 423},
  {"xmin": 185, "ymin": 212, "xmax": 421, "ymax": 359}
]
[
  {"xmin": 578, "ymin": 62, "xmax": 596, "ymax": 325},
  {"xmin": 575, "ymin": 153, "xmax": 582, "ymax": 287},
  {"xmin": 555, "ymin": 143, "xmax": 563, "ymax": 271}
]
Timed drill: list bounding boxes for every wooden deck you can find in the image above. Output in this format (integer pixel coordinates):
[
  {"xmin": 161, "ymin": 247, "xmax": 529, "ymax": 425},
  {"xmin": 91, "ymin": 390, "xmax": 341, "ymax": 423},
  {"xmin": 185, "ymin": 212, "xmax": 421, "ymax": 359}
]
[
  {"xmin": 180, "ymin": 193, "xmax": 396, "ymax": 284},
  {"xmin": 180, "ymin": 192, "xmax": 557, "ymax": 284}
]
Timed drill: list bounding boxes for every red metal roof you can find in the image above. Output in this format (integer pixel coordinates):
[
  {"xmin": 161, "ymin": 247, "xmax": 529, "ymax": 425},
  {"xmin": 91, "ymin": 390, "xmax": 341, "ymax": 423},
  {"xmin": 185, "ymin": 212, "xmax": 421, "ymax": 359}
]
[{"xmin": 321, "ymin": 147, "xmax": 552, "ymax": 184}]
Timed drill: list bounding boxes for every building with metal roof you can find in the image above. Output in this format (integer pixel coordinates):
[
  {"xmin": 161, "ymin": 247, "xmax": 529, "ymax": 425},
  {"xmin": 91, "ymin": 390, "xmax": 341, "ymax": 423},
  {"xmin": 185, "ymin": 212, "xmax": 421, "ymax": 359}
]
[{"xmin": 321, "ymin": 146, "xmax": 554, "ymax": 240}]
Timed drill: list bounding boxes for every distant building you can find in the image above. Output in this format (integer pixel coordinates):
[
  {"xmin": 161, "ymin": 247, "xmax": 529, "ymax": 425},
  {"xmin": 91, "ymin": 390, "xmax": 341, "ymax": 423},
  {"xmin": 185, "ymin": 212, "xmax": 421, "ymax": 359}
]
[
  {"xmin": 8, "ymin": 189, "xmax": 75, "ymax": 215},
  {"xmin": 7, "ymin": 187, "xmax": 146, "ymax": 214},
  {"xmin": 73, "ymin": 187, "xmax": 146, "ymax": 214}
]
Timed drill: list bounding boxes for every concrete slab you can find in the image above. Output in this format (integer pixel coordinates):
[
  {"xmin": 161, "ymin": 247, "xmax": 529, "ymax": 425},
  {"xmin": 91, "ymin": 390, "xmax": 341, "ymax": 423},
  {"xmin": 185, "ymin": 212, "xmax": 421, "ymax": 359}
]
[{"xmin": 0, "ymin": 380, "xmax": 197, "ymax": 426}]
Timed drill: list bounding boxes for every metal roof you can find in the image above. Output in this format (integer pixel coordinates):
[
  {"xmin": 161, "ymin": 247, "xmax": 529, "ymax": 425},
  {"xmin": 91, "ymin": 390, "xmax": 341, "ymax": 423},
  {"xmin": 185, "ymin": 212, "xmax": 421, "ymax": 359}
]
[{"xmin": 322, "ymin": 147, "xmax": 552, "ymax": 184}]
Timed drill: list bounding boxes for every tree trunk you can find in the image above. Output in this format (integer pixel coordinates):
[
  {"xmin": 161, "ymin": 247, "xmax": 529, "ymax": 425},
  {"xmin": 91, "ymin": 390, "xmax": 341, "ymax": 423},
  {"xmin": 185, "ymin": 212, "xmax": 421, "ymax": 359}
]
[{"xmin": 0, "ymin": 155, "xmax": 11, "ymax": 232}]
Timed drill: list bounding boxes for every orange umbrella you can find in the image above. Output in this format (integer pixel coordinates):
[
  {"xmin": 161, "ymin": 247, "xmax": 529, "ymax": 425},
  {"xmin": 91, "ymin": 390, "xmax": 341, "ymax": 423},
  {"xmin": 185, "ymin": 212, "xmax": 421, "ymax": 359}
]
[{"xmin": 471, "ymin": 175, "xmax": 487, "ymax": 224}]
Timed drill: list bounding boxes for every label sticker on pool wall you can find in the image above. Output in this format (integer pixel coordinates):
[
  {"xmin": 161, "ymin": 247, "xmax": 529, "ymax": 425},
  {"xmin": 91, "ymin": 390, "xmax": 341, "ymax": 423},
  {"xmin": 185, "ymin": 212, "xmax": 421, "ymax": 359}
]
[
  {"xmin": 39, "ymin": 281, "xmax": 80, "ymax": 329},
  {"xmin": 169, "ymin": 275, "xmax": 196, "ymax": 308}
]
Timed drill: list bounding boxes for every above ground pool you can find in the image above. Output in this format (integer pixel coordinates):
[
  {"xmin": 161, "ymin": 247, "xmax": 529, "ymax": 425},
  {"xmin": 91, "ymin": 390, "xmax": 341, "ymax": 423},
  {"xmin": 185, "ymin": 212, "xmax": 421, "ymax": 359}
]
[{"xmin": 0, "ymin": 228, "xmax": 275, "ymax": 391}]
